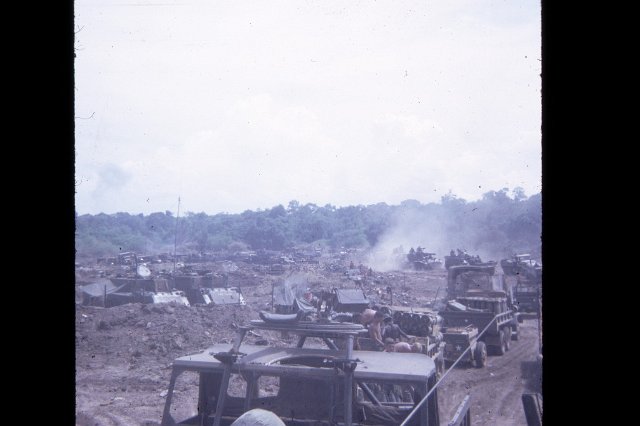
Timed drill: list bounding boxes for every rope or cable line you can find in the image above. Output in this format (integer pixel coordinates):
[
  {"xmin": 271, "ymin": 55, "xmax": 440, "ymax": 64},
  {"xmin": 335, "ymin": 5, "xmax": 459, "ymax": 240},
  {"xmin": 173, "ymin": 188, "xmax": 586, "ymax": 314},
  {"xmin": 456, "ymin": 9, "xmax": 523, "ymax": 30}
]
[{"xmin": 399, "ymin": 315, "xmax": 499, "ymax": 426}]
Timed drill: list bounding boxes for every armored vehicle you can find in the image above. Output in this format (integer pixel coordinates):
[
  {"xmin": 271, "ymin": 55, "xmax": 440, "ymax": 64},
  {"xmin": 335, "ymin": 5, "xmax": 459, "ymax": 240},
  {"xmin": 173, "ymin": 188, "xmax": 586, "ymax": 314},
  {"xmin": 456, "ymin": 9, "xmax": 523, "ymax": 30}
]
[
  {"xmin": 444, "ymin": 249, "xmax": 497, "ymax": 271},
  {"xmin": 407, "ymin": 247, "xmax": 442, "ymax": 271}
]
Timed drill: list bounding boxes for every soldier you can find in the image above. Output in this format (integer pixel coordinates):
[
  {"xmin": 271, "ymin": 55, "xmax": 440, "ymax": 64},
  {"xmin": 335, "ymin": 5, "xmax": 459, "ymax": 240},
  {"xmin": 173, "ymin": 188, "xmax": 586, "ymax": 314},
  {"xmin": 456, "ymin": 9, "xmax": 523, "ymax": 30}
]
[
  {"xmin": 407, "ymin": 248, "xmax": 416, "ymax": 262},
  {"xmin": 410, "ymin": 342, "xmax": 423, "ymax": 353},
  {"xmin": 384, "ymin": 339, "xmax": 411, "ymax": 353},
  {"xmin": 382, "ymin": 315, "xmax": 411, "ymax": 341},
  {"xmin": 355, "ymin": 308, "xmax": 385, "ymax": 347},
  {"xmin": 385, "ymin": 339, "xmax": 423, "ymax": 353}
]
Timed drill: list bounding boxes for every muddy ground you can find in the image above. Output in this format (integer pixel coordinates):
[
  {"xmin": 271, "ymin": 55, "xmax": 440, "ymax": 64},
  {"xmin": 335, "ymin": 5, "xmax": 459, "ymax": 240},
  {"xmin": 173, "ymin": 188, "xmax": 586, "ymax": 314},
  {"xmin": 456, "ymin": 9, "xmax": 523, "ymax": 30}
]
[{"xmin": 75, "ymin": 261, "xmax": 542, "ymax": 425}]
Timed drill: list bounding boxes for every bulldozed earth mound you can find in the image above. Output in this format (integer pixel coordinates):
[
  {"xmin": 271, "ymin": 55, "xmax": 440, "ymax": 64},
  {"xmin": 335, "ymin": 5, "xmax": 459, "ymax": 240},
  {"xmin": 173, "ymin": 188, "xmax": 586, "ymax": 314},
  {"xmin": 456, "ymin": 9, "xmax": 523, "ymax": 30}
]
[
  {"xmin": 76, "ymin": 301, "xmax": 310, "ymax": 426},
  {"xmin": 76, "ymin": 303, "xmax": 254, "ymax": 368},
  {"xmin": 76, "ymin": 303, "xmax": 247, "ymax": 426}
]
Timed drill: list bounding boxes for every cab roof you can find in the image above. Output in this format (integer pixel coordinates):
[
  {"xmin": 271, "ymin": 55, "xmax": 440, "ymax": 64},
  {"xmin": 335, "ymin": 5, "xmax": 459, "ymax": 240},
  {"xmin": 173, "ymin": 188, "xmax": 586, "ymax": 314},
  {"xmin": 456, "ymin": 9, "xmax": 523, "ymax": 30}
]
[{"xmin": 173, "ymin": 343, "xmax": 435, "ymax": 382}]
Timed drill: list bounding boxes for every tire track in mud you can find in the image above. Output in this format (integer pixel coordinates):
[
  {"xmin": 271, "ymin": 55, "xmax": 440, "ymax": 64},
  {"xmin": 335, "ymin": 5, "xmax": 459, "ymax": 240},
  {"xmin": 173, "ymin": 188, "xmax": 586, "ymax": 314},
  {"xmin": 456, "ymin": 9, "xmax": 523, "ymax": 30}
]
[{"xmin": 437, "ymin": 320, "xmax": 541, "ymax": 425}]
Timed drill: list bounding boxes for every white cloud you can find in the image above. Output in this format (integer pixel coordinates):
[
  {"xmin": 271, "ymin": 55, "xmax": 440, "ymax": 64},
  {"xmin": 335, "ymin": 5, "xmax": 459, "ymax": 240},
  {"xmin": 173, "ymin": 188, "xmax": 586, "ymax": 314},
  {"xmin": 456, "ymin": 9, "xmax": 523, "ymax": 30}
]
[{"xmin": 75, "ymin": 0, "xmax": 541, "ymax": 214}]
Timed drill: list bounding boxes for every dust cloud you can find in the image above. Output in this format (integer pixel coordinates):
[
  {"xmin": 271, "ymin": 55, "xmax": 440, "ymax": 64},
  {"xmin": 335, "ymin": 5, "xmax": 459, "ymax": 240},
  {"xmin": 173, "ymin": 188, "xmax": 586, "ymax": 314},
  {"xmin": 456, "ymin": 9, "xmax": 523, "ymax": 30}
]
[
  {"xmin": 273, "ymin": 272, "xmax": 310, "ymax": 305},
  {"xmin": 365, "ymin": 206, "xmax": 504, "ymax": 272}
]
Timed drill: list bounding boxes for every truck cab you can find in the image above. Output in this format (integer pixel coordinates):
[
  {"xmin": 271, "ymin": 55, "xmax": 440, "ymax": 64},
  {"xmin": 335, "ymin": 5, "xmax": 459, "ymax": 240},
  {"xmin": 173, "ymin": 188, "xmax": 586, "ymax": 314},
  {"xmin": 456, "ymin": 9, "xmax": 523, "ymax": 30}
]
[
  {"xmin": 160, "ymin": 318, "xmax": 466, "ymax": 426},
  {"xmin": 440, "ymin": 265, "xmax": 520, "ymax": 365}
]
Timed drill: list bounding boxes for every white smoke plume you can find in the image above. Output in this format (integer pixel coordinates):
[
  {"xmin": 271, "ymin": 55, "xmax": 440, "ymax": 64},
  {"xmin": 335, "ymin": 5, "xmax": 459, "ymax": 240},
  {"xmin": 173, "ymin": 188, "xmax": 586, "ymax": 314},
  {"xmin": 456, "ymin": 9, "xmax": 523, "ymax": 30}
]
[{"xmin": 365, "ymin": 205, "xmax": 513, "ymax": 272}]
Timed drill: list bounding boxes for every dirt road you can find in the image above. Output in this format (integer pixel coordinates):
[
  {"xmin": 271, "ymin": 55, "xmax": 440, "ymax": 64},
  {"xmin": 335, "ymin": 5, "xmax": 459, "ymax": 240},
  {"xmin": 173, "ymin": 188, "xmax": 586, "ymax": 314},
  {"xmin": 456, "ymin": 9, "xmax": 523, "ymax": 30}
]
[{"xmin": 437, "ymin": 319, "xmax": 542, "ymax": 425}]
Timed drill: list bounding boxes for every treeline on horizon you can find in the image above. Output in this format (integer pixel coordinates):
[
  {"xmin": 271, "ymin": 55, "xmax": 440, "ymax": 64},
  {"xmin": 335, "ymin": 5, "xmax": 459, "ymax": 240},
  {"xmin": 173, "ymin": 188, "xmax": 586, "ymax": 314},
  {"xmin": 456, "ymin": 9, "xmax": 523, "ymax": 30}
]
[{"xmin": 75, "ymin": 188, "xmax": 541, "ymax": 262}]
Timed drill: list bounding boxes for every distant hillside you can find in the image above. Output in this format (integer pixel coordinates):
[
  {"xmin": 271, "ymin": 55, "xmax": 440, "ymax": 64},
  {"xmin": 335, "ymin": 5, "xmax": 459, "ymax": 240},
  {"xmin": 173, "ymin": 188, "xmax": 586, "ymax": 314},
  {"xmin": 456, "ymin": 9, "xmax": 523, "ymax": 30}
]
[{"xmin": 75, "ymin": 188, "xmax": 541, "ymax": 262}]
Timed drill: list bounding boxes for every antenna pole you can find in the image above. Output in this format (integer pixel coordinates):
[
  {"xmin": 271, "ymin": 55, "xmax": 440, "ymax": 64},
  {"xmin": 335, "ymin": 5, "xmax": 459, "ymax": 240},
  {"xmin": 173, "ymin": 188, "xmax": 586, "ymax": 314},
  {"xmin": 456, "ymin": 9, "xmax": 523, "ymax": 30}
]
[{"xmin": 173, "ymin": 196, "xmax": 181, "ymax": 273}]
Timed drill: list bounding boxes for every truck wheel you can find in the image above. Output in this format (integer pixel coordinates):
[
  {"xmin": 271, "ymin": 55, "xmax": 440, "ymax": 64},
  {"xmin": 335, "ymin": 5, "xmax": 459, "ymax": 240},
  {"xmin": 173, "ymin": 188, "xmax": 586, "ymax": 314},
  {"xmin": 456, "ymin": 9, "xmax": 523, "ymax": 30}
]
[
  {"xmin": 504, "ymin": 326, "xmax": 511, "ymax": 351},
  {"xmin": 437, "ymin": 354, "xmax": 445, "ymax": 379},
  {"xmin": 512, "ymin": 322, "xmax": 520, "ymax": 341},
  {"xmin": 496, "ymin": 330, "xmax": 506, "ymax": 355},
  {"xmin": 474, "ymin": 342, "xmax": 487, "ymax": 368},
  {"xmin": 230, "ymin": 409, "xmax": 286, "ymax": 426}
]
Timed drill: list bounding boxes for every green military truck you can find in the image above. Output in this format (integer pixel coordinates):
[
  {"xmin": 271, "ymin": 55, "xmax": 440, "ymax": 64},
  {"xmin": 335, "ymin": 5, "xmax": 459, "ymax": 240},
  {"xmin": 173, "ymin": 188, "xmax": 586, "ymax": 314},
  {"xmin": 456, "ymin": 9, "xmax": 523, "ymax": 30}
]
[
  {"xmin": 160, "ymin": 315, "xmax": 471, "ymax": 426},
  {"xmin": 513, "ymin": 280, "xmax": 541, "ymax": 316},
  {"xmin": 440, "ymin": 292, "xmax": 520, "ymax": 365},
  {"xmin": 440, "ymin": 265, "xmax": 520, "ymax": 367},
  {"xmin": 440, "ymin": 324, "xmax": 487, "ymax": 367},
  {"xmin": 500, "ymin": 254, "xmax": 542, "ymax": 318}
]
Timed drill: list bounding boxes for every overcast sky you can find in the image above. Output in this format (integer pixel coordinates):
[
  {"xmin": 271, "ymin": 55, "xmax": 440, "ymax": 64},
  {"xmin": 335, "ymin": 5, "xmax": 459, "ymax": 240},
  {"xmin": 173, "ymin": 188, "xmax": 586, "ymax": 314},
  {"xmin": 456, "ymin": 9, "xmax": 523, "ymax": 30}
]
[{"xmin": 74, "ymin": 0, "xmax": 541, "ymax": 216}]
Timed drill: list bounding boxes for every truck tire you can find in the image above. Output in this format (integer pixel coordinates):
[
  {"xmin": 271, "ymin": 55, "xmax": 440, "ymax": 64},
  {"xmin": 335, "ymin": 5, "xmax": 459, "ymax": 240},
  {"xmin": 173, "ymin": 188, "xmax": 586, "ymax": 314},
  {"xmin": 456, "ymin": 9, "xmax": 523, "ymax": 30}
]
[
  {"xmin": 230, "ymin": 409, "xmax": 286, "ymax": 426},
  {"xmin": 504, "ymin": 326, "xmax": 511, "ymax": 351},
  {"xmin": 436, "ymin": 353, "xmax": 445, "ymax": 379},
  {"xmin": 474, "ymin": 341, "xmax": 487, "ymax": 368},
  {"xmin": 496, "ymin": 330, "xmax": 506, "ymax": 355},
  {"xmin": 512, "ymin": 322, "xmax": 520, "ymax": 341}
]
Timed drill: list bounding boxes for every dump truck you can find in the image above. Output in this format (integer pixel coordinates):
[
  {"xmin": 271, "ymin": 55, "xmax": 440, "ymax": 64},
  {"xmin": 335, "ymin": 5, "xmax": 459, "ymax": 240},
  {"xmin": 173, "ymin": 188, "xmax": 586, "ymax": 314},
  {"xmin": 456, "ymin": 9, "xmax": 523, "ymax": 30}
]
[
  {"xmin": 446, "ymin": 264, "xmax": 499, "ymax": 300},
  {"xmin": 160, "ymin": 315, "xmax": 471, "ymax": 426},
  {"xmin": 439, "ymin": 265, "xmax": 520, "ymax": 367},
  {"xmin": 440, "ymin": 293, "xmax": 519, "ymax": 366}
]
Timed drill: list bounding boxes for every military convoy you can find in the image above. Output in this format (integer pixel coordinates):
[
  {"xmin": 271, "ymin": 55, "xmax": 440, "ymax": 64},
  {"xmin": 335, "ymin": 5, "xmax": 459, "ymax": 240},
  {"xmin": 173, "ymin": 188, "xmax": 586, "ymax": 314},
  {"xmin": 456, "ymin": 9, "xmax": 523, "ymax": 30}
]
[
  {"xmin": 151, "ymin": 244, "xmax": 544, "ymax": 425},
  {"xmin": 84, "ymin": 246, "xmax": 536, "ymax": 424}
]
